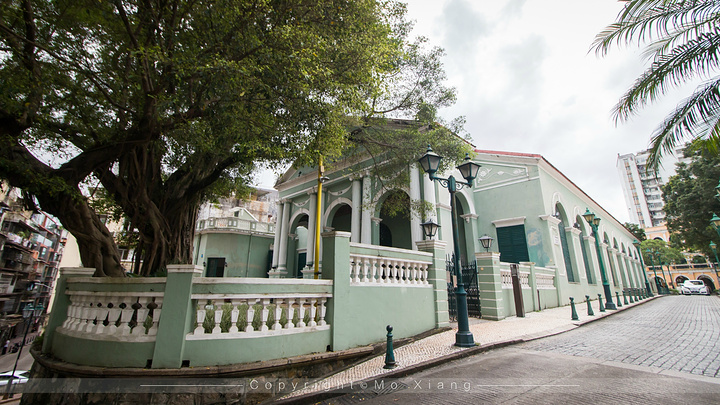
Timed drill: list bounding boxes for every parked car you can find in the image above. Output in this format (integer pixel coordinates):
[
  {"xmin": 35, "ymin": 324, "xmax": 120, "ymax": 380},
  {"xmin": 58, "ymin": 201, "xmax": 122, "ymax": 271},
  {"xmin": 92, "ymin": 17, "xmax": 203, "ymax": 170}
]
[
  {"xmin": 0, "ymin": 370, "xmax": 30, "ymax": 387},
  {"xmin": 681, "ymin": 280, "xmax": 709, "ymax": 295}
]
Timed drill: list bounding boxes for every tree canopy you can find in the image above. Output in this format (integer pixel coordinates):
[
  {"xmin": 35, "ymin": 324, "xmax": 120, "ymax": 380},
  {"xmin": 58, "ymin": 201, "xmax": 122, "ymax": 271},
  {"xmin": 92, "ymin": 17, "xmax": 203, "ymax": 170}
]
[
  {"xmin": 0, "ymin": 0, "xmax": 466, "ymax": 276},
  {"xmin": 623, "ymin": 222, "xmax": 646, "ymax": 242},
  {"xmin": 640, "ymin": 238, "xmax": 684, "ymax": 267},
  {"xmin": 592, "ymin": 0, "xmax": 720, "ymax": 169},
  {"xmin": 662, "ymin": 144, "xmax": 720, "ymax": 257}
]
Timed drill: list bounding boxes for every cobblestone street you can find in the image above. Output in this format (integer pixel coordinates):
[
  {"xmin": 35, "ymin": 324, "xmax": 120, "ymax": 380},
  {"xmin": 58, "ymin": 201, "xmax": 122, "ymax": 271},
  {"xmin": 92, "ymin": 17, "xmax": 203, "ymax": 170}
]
[
  {"xmin": 313, "ymin": 295, "xmax": 720, "ymax": 404},
  {"xmin": 521, "ymin": 295, "xmax": 720, "ymax": 378}
]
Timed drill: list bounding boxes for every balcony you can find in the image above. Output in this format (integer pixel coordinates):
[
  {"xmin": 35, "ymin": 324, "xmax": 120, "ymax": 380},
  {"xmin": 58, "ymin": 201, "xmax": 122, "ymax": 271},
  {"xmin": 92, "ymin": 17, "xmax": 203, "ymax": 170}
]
[{"xmin": 196, "ymin": 217, "xmax": 275, "ymax": 234}]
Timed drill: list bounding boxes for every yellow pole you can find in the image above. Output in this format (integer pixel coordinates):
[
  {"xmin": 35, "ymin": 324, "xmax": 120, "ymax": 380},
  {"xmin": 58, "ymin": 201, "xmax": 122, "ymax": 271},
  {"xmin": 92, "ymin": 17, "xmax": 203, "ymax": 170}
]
[{"xmin": 314, "ymin": 156, "xmax": 324, "ymax": 279}]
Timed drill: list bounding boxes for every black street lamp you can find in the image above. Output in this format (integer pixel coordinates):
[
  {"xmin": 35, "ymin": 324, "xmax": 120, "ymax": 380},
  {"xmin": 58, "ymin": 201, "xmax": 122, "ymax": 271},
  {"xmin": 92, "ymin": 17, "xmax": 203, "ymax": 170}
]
[
  {"xmin": 711, "ymin": 213, "xmax": 720, "ymax": 239},
  {"xmin": 3, "ymin": 303, "xmax": 43, "ymax": 399},
  {"xmin": 582, "ymin": 208, "xmax": 617, "ymax": 310},
  {"xmin": 420, "ymin": 218, "xmax": 441, "ymax": 241},
  {"xmin": 632, "ymin": 239, "xmax": 654, "ymax": 297},
  {"xmin": 710, "ymin": 241, "xmax": 720, "ymax": 291},
  {"xmin": 419, "ymin": 146, "xmax": 480, "ymax": 347},
  {"xmin": 478, "ymin": 235, "xmax": 494, "ymax": 253},
  {"xmin": 655, "ymin": 250, "xmax": 670, "ymax": 293}
]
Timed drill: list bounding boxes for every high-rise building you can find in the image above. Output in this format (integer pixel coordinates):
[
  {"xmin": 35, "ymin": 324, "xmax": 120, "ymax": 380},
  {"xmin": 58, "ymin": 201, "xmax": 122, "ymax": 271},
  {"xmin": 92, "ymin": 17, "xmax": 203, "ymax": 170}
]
[
  {"xmin": 616, "ymin": 147, "xmax": 690, "ymax": 232},
  {"xmin": 0, "ymin": 183, "xmax": 65, "ymax": 343}
]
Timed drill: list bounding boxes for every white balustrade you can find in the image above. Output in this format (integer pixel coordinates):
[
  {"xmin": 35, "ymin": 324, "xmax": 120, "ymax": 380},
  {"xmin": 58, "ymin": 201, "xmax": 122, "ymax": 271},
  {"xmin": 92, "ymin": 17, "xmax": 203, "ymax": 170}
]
[
  {"xmin": 536, "ymin": 273, "xmax": 556, "ymax": 289},
  {"xmin": 349, "ymin": 253, "xmax": 431, "ymax": 286},
  {"xmin": 59, "ymin": 291, "xmax": 164, "ymax": 342},
  {"xmin": 187, "ymin": 294, "xmax": 331, "ymax": 340},
  {"xmin": 519, "ymin": 271, "xmax": 531, "ymax": 289},
  {"xmin": 501, "ymin": 269, "xmax": 512, "ymax": 289}
]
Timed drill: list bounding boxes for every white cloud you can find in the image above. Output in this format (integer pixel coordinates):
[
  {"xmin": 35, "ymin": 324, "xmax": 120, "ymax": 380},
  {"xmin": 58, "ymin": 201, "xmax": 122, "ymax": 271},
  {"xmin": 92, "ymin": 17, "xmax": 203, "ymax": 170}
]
[{"xmin": 402, "ymin": 0, "xmax": 698, "ymax": 223}]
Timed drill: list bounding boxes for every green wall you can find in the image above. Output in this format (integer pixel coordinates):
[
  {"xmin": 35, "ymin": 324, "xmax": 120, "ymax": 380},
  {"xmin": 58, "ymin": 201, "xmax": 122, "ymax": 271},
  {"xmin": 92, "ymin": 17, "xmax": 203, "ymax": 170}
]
[{"xmin": 195, "ymin": 232, "xmax": 273, "ymax": 278}]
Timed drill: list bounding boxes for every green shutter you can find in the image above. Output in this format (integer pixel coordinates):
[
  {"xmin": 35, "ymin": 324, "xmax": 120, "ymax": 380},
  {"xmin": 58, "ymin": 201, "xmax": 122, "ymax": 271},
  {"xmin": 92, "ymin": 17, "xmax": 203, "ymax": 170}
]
[
  {"xmin": 496, "ymin": 225, "xmax": 529, "ymax": 264},
  {"xmin": 579, "ymin": 231, "xmax": 593, "ymax": 283},
  {"xmin": 557, "ymin": 221, "xmax": 575, "ymax": 282}
]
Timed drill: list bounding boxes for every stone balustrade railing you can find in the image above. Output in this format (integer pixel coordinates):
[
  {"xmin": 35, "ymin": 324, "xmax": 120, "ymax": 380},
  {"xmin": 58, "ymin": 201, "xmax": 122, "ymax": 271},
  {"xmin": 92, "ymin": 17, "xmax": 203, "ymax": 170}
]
[
  {"xmin": 349, "ymin": 253, "xmax": 431, "ymax": 286},
  {"xmin": 196, "ymin": 216, "xmax": 274, "ymax": 234},
  {"xmin": 187, "ymin": 293, "xmax": 330, "ymax": 340},
  {"xmin": 347, "ymin": 243, "xmax": 433, "ymax": 287},
  {"xmin": 501, "ymin": 269, "xmax": 512, "ymax": 289},
  {"xmin": 519, "ymin": 271, "xmax": 530, "ymax": 289},
  {"xmin": 58, "ymin": 290, "xmax": 164, "ymax": 342},
  {"xmin": 500, "ymin": 269, "xmax": 531, "ymax": 289},
  {"xmin": 536, "ymin": 272, "xmax": 556, "ymax": 289}
]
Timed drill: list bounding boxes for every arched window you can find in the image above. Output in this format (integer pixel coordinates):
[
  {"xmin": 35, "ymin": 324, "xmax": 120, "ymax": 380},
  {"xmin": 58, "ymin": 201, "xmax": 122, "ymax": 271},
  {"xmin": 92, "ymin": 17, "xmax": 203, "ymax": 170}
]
[
  {"xmin": 555, "ymin": 206, "xmax": 575, "ymax": 283},
  {"xmin": 576, "ymin": 220, "xmax": 594, "ymax": 284}
]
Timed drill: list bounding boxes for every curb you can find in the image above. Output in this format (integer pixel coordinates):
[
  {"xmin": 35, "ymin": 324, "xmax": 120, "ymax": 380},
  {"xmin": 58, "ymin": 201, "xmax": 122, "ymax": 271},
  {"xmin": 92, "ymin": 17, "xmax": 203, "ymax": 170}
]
[{"xmin": 272, "ymin": 295, "xmax": 662, "ymax": 404}]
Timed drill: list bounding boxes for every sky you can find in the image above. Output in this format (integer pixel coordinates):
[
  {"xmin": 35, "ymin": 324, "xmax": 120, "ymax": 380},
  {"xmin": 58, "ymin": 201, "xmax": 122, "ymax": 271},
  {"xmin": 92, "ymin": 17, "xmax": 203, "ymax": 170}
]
[
  {"xmin": 400, "ymin": 0, "xmax": 698, "ymax": 224},
  {"xmin": 257, "ymin": 0, "xmax": 696, "ymax": 224}
]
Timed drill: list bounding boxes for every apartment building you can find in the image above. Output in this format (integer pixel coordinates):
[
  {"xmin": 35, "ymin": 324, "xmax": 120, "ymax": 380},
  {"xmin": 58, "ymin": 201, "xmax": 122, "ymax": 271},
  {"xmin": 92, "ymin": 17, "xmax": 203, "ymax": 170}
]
[
  {"xmin": 616, "ymin": 147, "xmax": 690, "ymax": 233},
  {"xmin": 0, "ymin": 185, "xmax": 65, "ymax": 342}
]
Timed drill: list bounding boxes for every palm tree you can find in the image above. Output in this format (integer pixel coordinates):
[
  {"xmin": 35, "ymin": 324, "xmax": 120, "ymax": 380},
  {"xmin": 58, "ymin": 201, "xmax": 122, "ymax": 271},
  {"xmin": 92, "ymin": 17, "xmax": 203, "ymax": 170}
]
[{"xmin": 592, "ymin": 0, "xmax": 720, "ymax": 169}]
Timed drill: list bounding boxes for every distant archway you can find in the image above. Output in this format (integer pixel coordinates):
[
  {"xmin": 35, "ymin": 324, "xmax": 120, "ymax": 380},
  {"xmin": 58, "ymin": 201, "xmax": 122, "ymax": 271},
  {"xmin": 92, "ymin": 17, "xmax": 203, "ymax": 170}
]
[
  {"xmin": 698, "ymin": 275, "xmax": 716, "ymax": 292},
  {"xmin": 675, "ymin": 275, "xmax": 689, "ymax": 286}
]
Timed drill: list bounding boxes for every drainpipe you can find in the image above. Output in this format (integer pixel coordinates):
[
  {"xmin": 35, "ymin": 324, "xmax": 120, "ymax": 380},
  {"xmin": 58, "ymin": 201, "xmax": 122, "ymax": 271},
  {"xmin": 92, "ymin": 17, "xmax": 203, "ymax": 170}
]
[{"xmin": 314, "ymin": 157, "xmax": 324, "ymax": 279}]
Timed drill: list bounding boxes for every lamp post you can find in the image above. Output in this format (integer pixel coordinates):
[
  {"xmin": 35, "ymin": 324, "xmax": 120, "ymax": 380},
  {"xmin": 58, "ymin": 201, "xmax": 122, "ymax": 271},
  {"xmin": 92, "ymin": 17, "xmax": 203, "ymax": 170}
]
[
  {"xmin": 419, "ymin": 146, "xmax": 480, "ymax": 347},
  {"xmin": 632, "ymin": 239, "xmax": 654, "ymax": 297},
  {"xmin": 582, "ymin": 208, "xmax": 617, "ymax": 310},
  {"xmin": 711, "ymin": 241, "xmax": 720, "ymax": 291},
  {"xmin": 655, "ymin": 251, "xmax": 670, "ymax": 293},
  {"xmin": 711, "ymin": 213, "xmax": 720, "ymax": 239},
  {"xmin": 3, "ymin": 303, "xmax": 43, "ymax": 399}
]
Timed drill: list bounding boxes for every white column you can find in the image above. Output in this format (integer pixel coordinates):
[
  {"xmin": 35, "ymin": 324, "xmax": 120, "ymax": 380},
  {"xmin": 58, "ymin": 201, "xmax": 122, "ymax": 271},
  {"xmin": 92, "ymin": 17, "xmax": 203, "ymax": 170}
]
[
  {"xmin": 409, "ymin": 165, "xmax": 422, "ymax": 250},
  {"xmin": 351, "ymin": 178, "xmax": 361, "ymax": 243},
  {"xmin": 422, "ymin": 171, "xmax": 436, "ymax": 220},
  {"xmin": 622, "ymin": 255, "xmax": 634, "ymax": 287},
  {"xmin": 271, "ymin": 200, "xmax": 283, "ymax": 269},
  {"xmin": 361, "ymin": 175, "xmax": 372, "ymax": 244},
  {"xmin": 277, "ymin": 201, "xmax": 291, "ymax": 274},
  {"xmin": 306, "ymin": 191, "xmax": 317, "ymax": 266}
]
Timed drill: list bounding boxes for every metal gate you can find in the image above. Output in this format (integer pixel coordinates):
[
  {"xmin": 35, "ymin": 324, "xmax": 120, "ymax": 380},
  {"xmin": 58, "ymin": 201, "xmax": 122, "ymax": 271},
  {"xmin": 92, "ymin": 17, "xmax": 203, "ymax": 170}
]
[{"xmin": 446, "ymin": 255, "xmax": 481, "ymax": 321}]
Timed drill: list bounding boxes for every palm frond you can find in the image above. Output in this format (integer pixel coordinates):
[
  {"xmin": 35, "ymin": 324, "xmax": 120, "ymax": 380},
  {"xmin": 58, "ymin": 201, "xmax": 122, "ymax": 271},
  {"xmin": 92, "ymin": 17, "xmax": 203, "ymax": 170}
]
[
  {"xmin": 615, "ymin": 28, "xmax": 720, "ymax": 121},
  {"xmin": 646, "ymin": 77, "xmax": 720, "ymax": 168},
  {"xmin": 591, "ymin": 1, "xmax": 720, "ymax": 57}
]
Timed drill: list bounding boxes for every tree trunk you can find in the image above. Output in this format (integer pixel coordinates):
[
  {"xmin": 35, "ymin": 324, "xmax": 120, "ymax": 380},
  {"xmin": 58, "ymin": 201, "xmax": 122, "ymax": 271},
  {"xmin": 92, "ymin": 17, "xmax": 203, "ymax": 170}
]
[
  {"xmin": 136, "ymin": 201, "xmax": 199, "ymax": 276},
  {"xmin": 0, "ymin": 129, "xmax": 125, "ymax": 278},
  {"xmin": 34, "ymin": 189, "xmax": 125, "ymax": 277}
]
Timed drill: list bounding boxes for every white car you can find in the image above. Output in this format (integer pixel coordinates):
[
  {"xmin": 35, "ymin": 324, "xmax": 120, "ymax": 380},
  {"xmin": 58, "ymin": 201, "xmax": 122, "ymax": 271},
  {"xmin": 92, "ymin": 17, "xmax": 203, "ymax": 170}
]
[
  {"xmin": 681, "ymin": 280, "xmax": 709, "ymax": 295},
  {"xmin": 0, "ymin": 370, "xmax": 29, "ymax": 387}
]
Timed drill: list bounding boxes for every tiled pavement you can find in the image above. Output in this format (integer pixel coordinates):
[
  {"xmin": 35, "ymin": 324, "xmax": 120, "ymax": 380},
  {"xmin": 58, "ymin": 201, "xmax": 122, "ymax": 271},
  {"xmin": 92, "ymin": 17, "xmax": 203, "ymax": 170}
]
[
  {"xmin": 521, "ymin": 294, "xmax": 720, "ymax": 378},
  {"xmin": 280, "ymin": 294, "xmax": 658, "ymax": 400}
]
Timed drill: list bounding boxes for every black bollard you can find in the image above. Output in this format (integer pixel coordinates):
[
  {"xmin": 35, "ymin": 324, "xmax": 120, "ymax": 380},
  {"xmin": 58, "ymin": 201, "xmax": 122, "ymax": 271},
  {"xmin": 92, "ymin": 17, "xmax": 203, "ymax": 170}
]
[
  {"xmin": 598, "ymin": 293, "xmax": 605, "ymax": 312},
  {"xmin": 616, "ymin": 291, "xmax": 622, "ymax": 307},
  {"xmin": 585, "ymin": 295, "xmax": 594, "ymax": 316},
  {"xmin": 570, "ymin": 297, "xmax": 579, "ymax": 321},
  {"xmin": 384, "ymin": 325, "xmax": 396, "ymax": 369},
  {"xmin": 624, "ymin": 290, "xmax": 630, "ymax": 305},
  {"xmin": 629, "ymin": 289, "xmax": 634, "ymax": 303}
]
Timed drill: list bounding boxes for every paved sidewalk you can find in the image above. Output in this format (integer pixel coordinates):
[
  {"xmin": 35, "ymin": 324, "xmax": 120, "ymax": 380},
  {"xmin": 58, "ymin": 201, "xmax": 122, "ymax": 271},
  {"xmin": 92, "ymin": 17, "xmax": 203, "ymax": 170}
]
[{"xmin": 278, "ymin": 294, "xmax": 660, "ymax": 402}]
